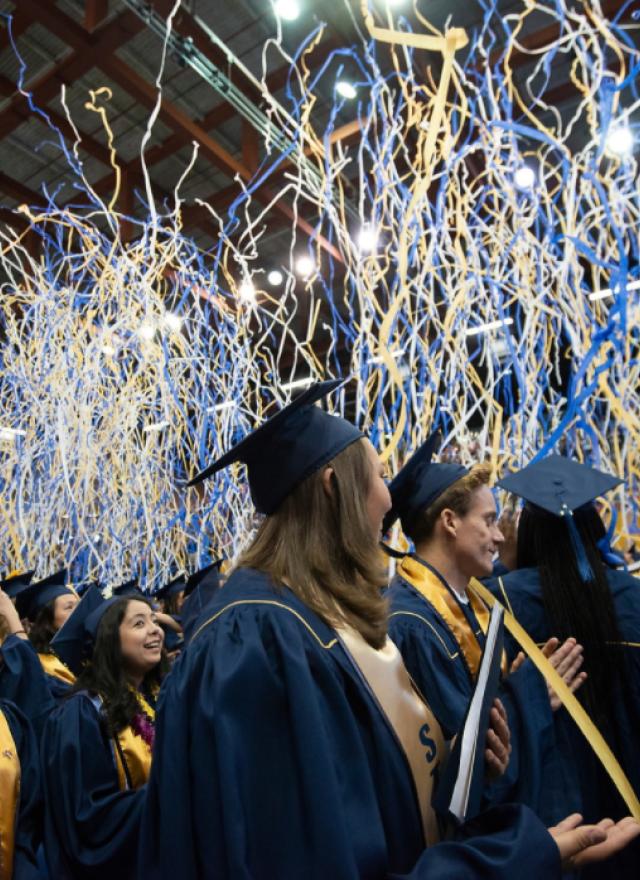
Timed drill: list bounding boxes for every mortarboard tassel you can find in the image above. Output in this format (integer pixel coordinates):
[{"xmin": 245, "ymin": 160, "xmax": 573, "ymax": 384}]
[{"xmin": 561, "ymin": 505, "xmax": 595, "ymax": 583}]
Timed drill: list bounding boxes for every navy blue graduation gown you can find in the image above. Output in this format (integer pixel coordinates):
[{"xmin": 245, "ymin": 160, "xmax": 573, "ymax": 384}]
[
  {"xmin": 387, "ymin": 568, "xmax": 562, "ymax": 823},
  {"xmin": 2, "ymin": 700, "xmax": 42, "ymax": 880},
  {"xmin": 40, "ymin": 693, "xmax": 145, "ymax": 880},
  {"xmin": 486, "ymin": 565, "xmax": 640, "ymax": 878},
  {"xmin": 140, "ymin": 567, "xmax": 560, "ymax": 880},
  {"xmin": 0, "ymin": 636, "xmax": 56, "ymax": 739}
]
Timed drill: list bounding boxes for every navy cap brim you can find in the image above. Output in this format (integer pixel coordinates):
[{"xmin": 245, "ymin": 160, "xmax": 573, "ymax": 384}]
[
  {"xmin": 154, "ymin": 573, "xmax": 187, "ymax": 602},
  {"xmin": 184, "ymin": 560, "xmax": 222, "ymax": 597},
  {"xmin": 15, "ymin": 568, "xmax": 71, "ymax": 619},
  {"xmin": 109, "ymin": 578, "xmax": 142, "ymax": 599},
  {"xmin": 0, "ymin": 569, "xmax": 35, "ymax": 598}
]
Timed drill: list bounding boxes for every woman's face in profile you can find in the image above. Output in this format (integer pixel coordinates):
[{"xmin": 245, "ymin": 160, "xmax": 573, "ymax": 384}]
[{"xmin": 363, "ymin": 439, "xmax": 392, "ymax": 541}]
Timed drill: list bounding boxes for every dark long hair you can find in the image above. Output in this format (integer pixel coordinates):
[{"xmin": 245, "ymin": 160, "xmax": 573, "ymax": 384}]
[
  {"xmin": 72, "ymin": 597, "xmax": 168, "ymax": 734},
  {"xmin": 517, "ymin": 503, "xmax": 631, "ymax": 735},
  {"xmin": 28, "ymin": 602, "xmax": 57, "ymax": 653}
]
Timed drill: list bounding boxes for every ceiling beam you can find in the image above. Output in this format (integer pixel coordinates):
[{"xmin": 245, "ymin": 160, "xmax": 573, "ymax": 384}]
[
  {"xmin": 0, "ymin": 8, "xmax": 32, "ymax": 52},
  {"xmin": 84, "ymin": 0, "xmax": 110, "ymax": 34},
  {"xmin": 0, "ymin": 170, "xmax": 43, "ymax": 205},
  {"xmin": 491, "ymin": 0, "xmax": 636, "ymax": 69},
  {"xmin": 0, "ymin": 3, "xmax": 144, "ymax": 141}
]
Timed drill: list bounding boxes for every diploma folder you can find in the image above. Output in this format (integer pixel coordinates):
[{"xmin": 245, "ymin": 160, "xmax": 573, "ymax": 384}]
[{"xmin": 434, "ymin": 601, "xmax": 505, "ymax": 823}]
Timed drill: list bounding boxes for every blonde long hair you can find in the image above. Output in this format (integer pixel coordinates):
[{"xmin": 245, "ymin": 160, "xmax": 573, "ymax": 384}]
[{"xmin": 237, "ymin": 438, "xmax": 388, "ymax": 648}]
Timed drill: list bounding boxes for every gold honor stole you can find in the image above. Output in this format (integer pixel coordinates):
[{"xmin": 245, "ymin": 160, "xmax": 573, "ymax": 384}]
[
  {"xmin": 397, "ymin": 556, "xmax": 507, "ymax": 679},
  {"xmin": 113, "ymin": 726, "xmax": 152, "ymax": 791},
  {"xmin": 38, "ymin": 653, "xmax": 76, "ymax": 686},
  {"xmin": 0, "ymin": 710, "xmax": 20, "ymax": 880},
  {"xmin": 337, "ymin": 625, "xmax": 444, "ymax": 846},
  {"xmin": 469, "ymin": 578, "xmax": 640, "ymax": 821},
  {"xmin": 91, "ymin": 695, "xmax": 153, "ymax": 792}
]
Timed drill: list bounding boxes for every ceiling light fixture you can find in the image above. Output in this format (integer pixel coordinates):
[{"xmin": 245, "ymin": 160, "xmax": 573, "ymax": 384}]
[
  {"xmin": 605, "ymin": 125, "xmax": 634, "ymax": 158},
  {"xmin": 589, "ymin": 278, "xmax": 640, "ymax": 301},
  {"xmin": 267, "ymin": 269, "xmax": 284, "ymax": 285},
  {"xmin": 295, "ymin": 255, "xmax": 315, "ymax": 279},
  {"xmin": 238, "ymin": 279, "xmax": 257, "ymax": 304},
  {"xmin": 357, "ymin": 224, "xmax": 379, "ymax": 252},
  {"xmin": 465, "ymin": 317, "xmax": 514, "ymax": 336},
  {"xmin": 281, "ymin": 376, "xmax": 315, "ymax": 391},
  {"xmin": 274, "ymin": 0, "xmax": 300, "ymax": 21},
  {"xmin": 336, "ymin": 80, "xmax": 357, "ymax": 100},
  {"xmin": 138, "ymin": 321, "xmax": 156, "ymax": 341},
  {"xmin": 514, "ymin": 165, "xmax": 536, "ymax": 190},
  {"xmin": 163, "ymin": 312, "xmax": 183, "ymax": 332}
]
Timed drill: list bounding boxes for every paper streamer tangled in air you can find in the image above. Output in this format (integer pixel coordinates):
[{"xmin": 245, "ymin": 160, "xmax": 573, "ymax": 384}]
[{"xmin": 0, "ymin": 0, "xmax": 639, "ymax": 586}]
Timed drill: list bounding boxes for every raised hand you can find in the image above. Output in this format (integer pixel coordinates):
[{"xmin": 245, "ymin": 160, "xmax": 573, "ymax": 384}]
[
  {"xmin": 485, "ymin": 698, "xmax": 511, "ymax": 780},
  {"xmin": 542, "ymin": 637, "xmax": 587, "ymax": 711}
]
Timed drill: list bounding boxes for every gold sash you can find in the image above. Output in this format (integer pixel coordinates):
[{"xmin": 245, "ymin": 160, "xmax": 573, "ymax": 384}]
[
  {"xmin": 337, "ymin": 625, "xmax": 444, "ymax": 845},
  {"xmin": 0, "ymin": 711, "xmax": 19, "ymax": 880},
  {"xmin": 397, "ymin": 557, "xmax": 507, "ymax": 678},
  {"xmin": 469, "ymin": 579, "xmax": 640, "ymax": 821},
  {"xmin": 114, "ymin": 726, "xmax": 152, "ymax": 791},
  {"xmin": 38, "ymin": 653, "xmax": 76, "ymax": 686}
]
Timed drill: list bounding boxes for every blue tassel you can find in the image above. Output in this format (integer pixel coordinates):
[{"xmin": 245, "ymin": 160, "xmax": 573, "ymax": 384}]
[{"xmin": 562, "ymin": 506, "xmax": 595, "ymax": 583}]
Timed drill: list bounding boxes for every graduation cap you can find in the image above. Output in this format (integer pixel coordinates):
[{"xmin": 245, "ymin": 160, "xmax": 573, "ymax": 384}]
[
  {"xmin": 181, "ymin": 560, "xmax": 224, "ymax": 643},
  {"xmin": 497, "ymin": 454, "xmax": 623, "ymax": 582},
  {"xmin": 50, "ymin": 585, "xmax": 109, "ymax": 676},
  {"xmin": 188, "ymin": 379, "xmax": 363, "ymax": 515},
  {"xmin": 383, "ymin": 432, "xmax": 468, "ymax": 537},
  {"xmin": 74, "ymin": 579, "xmax": 97, "ymax": 598},
  {"xmin": 109, "ymin": 578, "xmax": 142, "ymax": 599},
  {"xmin": 0, "ymin": 569, "xmax": 35, "ymax": 599},
  {"xmin": 184, "ymin": 560, "xmax": 222, "ymax": 597},
  {"xmin": 15, "ymin": 568, "xmax": 73, "ymax": 620},
  {"xmin": 154, "ymin": 573, "xmax": 187, "ymax": 603}
]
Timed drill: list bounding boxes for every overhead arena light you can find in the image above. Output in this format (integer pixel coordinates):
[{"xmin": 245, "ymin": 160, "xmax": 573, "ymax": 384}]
[
  {"xmin": 267, "ymin": 269, "xmax": 284, "ymax": 285},
  {"xmin": 465, "ymin": 317, "xmax": 514, "ymax": 336},
  {"xmin": 357, "ymin": 224, "xmax": 379, "ymax": 252},
  {"xmin": 605, "ymin": 125, "xmax": 634, "ymax": 158},
  {"xmin": 137, "ymin": 321, "xmax": 156, "ymax": 341},
  {"xmin": 336, "ymin": 80, "xmax": 357, "ymax": 100},
  {"xmin": 514, "ymin": 165, "xmax": 536, "ymax": 190},
  {"xmin": 589, "ymin": 278, "xmax": 640, "ymax": 301},
  {"xmin": 281, "ymin": 376, "xmax": 315, "ymax": 391},
  {"xmin": 238, "ymin": 278, "xmax": 257, "ymax": 304},
  {"xmin": 163, "ymin": 312, "xmax": 183, "ymax": 332},
  {"xmin": 274, "ymin": 0, "xmax": 300, "ymax": 21},
  {"xmin": 369, "ymin": 349, "xmax": 403, "ymax": 365},
  {"xmin": 295, "ymin": 255, "xmax": 315, "ymax": 279}
]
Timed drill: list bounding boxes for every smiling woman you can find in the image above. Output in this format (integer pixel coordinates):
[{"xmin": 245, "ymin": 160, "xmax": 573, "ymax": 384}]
[{"xmin": 39, "ymin": 592, "xmax": 168, "ymax": 880}]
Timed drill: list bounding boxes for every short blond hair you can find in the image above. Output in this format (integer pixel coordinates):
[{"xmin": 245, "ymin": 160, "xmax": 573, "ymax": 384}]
[{"xmin": 407, "ymin": 463, "xmax": 492, "ymax": 544}]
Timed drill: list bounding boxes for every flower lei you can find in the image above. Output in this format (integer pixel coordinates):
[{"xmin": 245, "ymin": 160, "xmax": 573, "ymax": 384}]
[{"xmin": 129, "ymin": 686, "xmax": 158, "ymax": 750}]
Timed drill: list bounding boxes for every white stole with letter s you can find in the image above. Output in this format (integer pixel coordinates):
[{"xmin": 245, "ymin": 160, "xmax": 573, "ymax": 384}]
[{"xmin": 336, "ymin": 625, "xmax": 444, "ymax": 845}]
